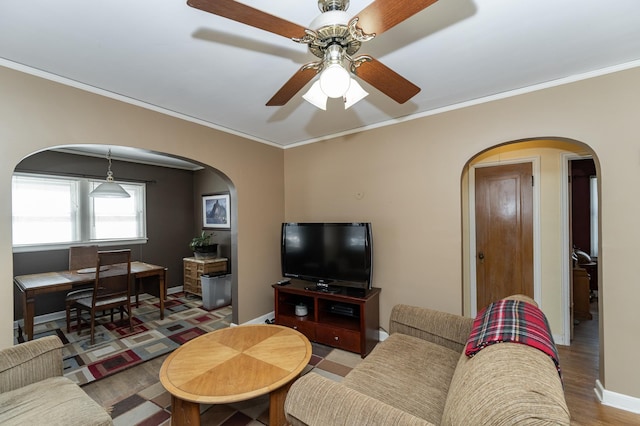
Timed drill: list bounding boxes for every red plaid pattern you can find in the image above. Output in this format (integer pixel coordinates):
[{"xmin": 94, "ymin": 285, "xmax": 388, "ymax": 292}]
[{"xmin": 465, "ymin": 299, "xmax": 561, "ymax": 379}]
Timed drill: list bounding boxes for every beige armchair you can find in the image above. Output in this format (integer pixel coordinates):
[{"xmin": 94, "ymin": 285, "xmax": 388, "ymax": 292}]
[{"xmin": 0, "ymin": 335, "xmax": 112, "ymax": 425}]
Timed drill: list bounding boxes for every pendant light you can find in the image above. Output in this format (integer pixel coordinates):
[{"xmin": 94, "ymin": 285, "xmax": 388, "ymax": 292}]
[{"xmin": 89, "ymin": 149, "xmax": 130, "ymax": 198}]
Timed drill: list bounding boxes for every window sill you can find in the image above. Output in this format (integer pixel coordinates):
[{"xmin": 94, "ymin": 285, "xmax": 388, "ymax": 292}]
[{"xmin": 13, "ymin": 238, "xmax": 148, "ymax": 253}]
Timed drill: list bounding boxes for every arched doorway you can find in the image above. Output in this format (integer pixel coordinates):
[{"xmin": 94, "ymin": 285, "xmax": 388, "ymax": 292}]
[
  {"xmin": 461, "ymin": 138, "xmax": 600, "ymax": 348},
  {"xmin": 11, "ymin": 145, "xmax": 239, "ymax": 330}
]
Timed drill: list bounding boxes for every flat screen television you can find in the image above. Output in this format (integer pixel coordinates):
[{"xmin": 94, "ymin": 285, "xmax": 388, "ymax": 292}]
[{"xmin": 281, "ymin": 222, "xmax": 373, "ymax": 291}]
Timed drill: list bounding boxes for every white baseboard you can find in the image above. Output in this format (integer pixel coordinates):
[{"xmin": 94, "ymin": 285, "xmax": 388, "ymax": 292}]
[
  {"xmin": 553, "ymin": 333, "xmax": 569, "ymax": 346},
  {"xmin": 239, "ymin": 311, "xmax": 275, "ymax": 326},
  {"xmin": 595, "ymin": 379, "xmax": 640, "ymax": 414}
]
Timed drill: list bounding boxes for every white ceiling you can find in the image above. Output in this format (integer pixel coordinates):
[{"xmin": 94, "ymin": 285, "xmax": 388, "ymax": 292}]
[{"xmin": 1, "ymin": 0, "xmax": 640, "ymax": 150}]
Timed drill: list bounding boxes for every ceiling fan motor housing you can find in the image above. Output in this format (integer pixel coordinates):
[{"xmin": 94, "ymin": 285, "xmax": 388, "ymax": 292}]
[{"xmin": 308, "ymin": 10, "xmax": 361, "ymax": 58}]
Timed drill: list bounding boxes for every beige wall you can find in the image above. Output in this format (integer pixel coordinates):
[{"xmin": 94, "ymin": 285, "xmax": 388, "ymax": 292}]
[
  {"xmin": 285, "ymin": 66, "xmax": 640, "ymax": 398},
  {"xmin": 3, "ymin": 62, "xmax": 640, "ymax": 400},
  {"xmin": 0, "ymin": 66, "xmax": 284, "ymax": 346}
]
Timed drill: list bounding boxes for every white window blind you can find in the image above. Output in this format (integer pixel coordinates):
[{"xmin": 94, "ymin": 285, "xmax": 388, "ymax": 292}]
[
  {"xmin": 12, "ymin": 174, "xmax": 79, "ymax": 245},
  {"xmin": 90, "ymin": 181, "xmax": 145, "ymax": 240},
  {"xmin": 12, "ymin": 173, "xmax": 146, "ymax": 249}
]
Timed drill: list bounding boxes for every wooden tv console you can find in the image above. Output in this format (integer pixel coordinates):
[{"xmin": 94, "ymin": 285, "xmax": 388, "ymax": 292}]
[{"xmin": 272, "ymin": 280, "xmax": 380, "ymax": 357}]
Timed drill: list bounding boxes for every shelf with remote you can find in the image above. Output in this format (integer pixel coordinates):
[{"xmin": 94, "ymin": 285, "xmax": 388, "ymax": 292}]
[{"xmin": 272, "ymin": 279, "xmax": 380, "ymax": 357}]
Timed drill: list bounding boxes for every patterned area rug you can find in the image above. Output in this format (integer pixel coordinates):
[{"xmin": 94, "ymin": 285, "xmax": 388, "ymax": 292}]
[
  {"xmin": 22, "ymin": 292, "xmax": 232, "ymax": 386},
  {"xmin": 107, "ymin": 342, "xmax": 364, "ymax": 426}
]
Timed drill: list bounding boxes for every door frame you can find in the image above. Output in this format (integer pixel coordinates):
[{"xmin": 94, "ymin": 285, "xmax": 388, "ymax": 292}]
[
  {"xmin": 468, "ymin": 157, "xmax": 541, "ymax": 318},
  {"xmin": 560, "ymin": 152, "xmax": 594, "ymax": 345}
]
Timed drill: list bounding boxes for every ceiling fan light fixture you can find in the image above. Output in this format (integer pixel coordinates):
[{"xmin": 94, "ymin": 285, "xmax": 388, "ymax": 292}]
[
  {"xmin": 344, "ymin": 78, "xmax": 368, "ymax": 109},
  {"xmin": 302, "ymin": 80, "xmax": 328, "ymax": 110},
  {"xmin": 319, "ymin": 63, "xmax": 351, "ymax": 98}
]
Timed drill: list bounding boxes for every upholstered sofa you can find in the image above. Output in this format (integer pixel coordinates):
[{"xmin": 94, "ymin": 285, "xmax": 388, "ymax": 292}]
[
  {"xmin": 0, "ymin": 335, "xmax": 113, "ymax": 425},
  {"xmin": 285, "ymin": 296, "xmax": 570, "ymax": 425}
]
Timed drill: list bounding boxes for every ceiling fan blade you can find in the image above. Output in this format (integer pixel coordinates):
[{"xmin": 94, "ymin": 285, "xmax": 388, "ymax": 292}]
[
  {"xmin": 354, "ymin": 57, "xmax": 420, "ymax": 104},
  {"xmin": 266, "ymin": 66, "xmax": 318, "ymax": 106},
  {"xmin": 354, "ymin": 0, "xmax": 439, "ymax": 36},
  {"xmin": 187, "ymin": 0, "xmax": 307, "ymax": 39}
]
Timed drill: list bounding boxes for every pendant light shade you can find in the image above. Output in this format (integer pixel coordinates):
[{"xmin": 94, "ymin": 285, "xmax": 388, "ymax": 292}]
[{"xmin": 89, "ymin": 149, "xmax": 130, "ymax": 198}]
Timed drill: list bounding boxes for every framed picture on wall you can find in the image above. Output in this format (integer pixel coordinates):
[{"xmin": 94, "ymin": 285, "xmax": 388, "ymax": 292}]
[{"xmin": 202, "ymin": 193, "xmax": 230, "ymax": 229}]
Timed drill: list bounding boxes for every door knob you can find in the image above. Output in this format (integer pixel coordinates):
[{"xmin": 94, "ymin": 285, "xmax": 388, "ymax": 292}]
[{"xmin": 478, "ymin": 252, "xmax": 485, "ymax": 260}]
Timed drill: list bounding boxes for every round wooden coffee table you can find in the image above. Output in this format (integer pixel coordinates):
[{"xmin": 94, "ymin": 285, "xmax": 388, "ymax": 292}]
[{"xmin": 159, "ymin": 324, "xmax": 312, "ymax": 426}]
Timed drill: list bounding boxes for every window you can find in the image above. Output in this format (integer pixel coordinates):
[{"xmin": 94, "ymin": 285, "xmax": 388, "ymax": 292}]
[{"xmin": 12, "ymin": 173, "xmax": 146, "ymax": 250}]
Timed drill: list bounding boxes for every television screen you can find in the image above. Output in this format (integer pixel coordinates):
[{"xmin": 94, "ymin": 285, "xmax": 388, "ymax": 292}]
[{"xmin": 281, "ymin": 222, "xmax": 373, "ymax": 289}]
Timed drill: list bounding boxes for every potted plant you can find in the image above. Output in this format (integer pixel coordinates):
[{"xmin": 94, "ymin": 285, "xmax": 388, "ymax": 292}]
[{"xmin": 189, "ymin": 231, "xmax": 218, "ymax": 259}]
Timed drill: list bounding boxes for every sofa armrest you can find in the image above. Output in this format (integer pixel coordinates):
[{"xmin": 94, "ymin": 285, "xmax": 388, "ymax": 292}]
[
  {"xmin": 285, "ymin": 373, "xmax": 434, "ymax": 426},
  {"xmin": 0, "ymin": 335, "xmax": 63, "ymax": 393},
  {"xmin": 389, "ymin": 304, "xmax": 473, "ymax": 353}
]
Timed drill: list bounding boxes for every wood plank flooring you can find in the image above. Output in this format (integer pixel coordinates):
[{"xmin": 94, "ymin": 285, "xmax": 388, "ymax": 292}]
[{"xmin": 84, "ymin": 303, "xmax": 640, "ymax": 425}]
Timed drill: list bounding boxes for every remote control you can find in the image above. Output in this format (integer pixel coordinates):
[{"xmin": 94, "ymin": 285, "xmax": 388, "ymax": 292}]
[{"xmin": 277, "ymin": 278, "xmax": 291, "ymax": 285}]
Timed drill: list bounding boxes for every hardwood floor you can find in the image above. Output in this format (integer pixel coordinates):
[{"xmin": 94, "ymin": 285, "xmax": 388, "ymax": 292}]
[
  {"xmin": 558, "ymin": 303, "xmax": 640, "ymax": 425},
  {"xmin": 84, "ymin": 303, "xmax": 640, "ymax": 425}
]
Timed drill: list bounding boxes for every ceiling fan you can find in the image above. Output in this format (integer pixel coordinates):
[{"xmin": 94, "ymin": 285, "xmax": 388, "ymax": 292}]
[{"xmin": 187, "ymin": 0, "xmax": 438, "ymax": 109}]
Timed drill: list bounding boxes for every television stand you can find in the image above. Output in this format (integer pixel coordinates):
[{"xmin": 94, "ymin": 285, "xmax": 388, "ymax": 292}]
[{"xmin": 273, "ymin": 279, "xmax": 381, "ymax": 357}]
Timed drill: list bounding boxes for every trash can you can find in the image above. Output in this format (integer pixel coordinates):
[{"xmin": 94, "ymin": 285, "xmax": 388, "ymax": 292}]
[{"xmin": 200, "ymin": 274, "xmax": 231, "ymax": 310}]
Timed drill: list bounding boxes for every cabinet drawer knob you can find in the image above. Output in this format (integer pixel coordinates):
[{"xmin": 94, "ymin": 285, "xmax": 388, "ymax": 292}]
[{"xmin": 334, "ymin": 336, "xmax": 339, "ymax": 341}]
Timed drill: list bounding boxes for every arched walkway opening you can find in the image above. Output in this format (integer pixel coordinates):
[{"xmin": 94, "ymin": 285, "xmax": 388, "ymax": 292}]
[
  {"xmin": 11, "ymin": 145, "xmax": 239, "ymax": 332},
  {"xmin": 460, "ymin": 137, "xmax": 602, "ymax": 379}
]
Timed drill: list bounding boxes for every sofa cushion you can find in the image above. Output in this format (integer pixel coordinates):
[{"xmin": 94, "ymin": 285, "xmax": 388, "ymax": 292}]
[
  {"xmin": 342, "ymin": 333, "xmax": 460, "ymax": 425},
  {"xmin": 441, "ymin": 343, "xmax": 570, "ymax": 425},
  {"xmin": 0, "ymin": 376, "xmax": 112, "ymax": 426}
]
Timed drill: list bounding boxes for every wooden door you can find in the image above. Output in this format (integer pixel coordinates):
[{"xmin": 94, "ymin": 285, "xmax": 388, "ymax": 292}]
[{"xmin": 475, "ymin": 163, "xmax": 534, "ymax": 311}]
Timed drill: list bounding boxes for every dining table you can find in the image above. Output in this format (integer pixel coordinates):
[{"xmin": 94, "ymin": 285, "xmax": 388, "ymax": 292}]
[{"xmin": 14, "ymin": 261, "xmax": 167, "ymax": 341}]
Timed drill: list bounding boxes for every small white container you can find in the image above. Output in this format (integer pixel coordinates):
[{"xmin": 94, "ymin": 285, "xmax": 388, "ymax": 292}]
[{"xmin": 295, "ymin": 303, "xmax": 308, "ymax": 316}]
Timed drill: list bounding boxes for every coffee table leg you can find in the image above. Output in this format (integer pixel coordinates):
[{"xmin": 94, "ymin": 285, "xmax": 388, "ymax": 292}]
[
  {"xmin": 270, "ymin": 382, "xmax": 294, "ymax": 426},
  {"xmin": 170, "ymin": 395, "xmax": 200, "ymax": 426}
]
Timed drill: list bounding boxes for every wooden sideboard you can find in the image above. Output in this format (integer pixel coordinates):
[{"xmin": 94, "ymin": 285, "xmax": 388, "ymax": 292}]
[
  {"xmin": 573, "ymin": 267, "xmax": 592, "ymax": 320},
  {"xmin": 183, "ymin": 257, "xmax": 228, "ymax": 296}
]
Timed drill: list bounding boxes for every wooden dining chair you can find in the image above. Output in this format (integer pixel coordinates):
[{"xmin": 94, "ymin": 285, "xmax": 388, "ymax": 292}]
[
  {"xmin": 65, "ymin": 245, "xmax": 99, "ymax": 332},
  {"xmin": 75, "ymin": 249, "xmax": 133, "ymax": 345}
]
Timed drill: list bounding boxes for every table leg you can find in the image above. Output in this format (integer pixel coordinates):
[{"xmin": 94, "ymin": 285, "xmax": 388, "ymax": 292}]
[
  {"xmin": 22, "ymin": 292, "xmax": 35, "ymax": 341},
  {"xmin": 170, "ymin": 395, "xmax": 200, "ymax": 426},
  {"xmin": 160, "ymin": 268, "xmax": 167, "ymax": 320},
  {"xmin": 135, "ymin": 278, "xmax": 140, "ymax": 308},
  {"xmin": 269, "ymin": 381, "xmax": 294, "ymax": 426}
]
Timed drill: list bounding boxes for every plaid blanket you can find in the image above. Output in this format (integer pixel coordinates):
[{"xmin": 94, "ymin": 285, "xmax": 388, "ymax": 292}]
[{"xmin": 465, "ymin": 299, "xmax": 561, "ymax": 379}]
